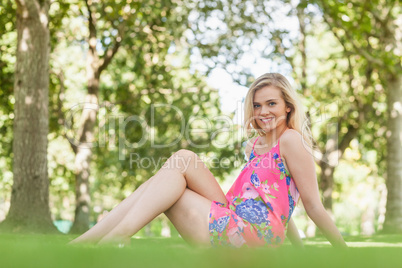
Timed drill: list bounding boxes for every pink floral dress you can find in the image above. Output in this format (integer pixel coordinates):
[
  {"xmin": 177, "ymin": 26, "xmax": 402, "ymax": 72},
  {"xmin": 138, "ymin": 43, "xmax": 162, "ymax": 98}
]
[{"xmin": 209, "ymin": 136, "xmax": 300, "ymax": 247}]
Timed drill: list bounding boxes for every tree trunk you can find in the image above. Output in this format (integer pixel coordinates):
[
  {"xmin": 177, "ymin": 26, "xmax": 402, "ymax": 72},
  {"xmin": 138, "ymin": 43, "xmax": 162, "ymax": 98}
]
[
  {"xmin": 296, "ymin": 2, "xmax": 307, "ymax": 92},
  {"xmin": 69, "ymin": 0, "xmax": 108, "ymax": 233},
  {"xmin": 318, "ymin": 162, "xmax": 334, "ymax": 212},
  {"xmin": 383, "ymin": 74, "xmax": 402, "ymax": 233},
  {"xmin": 69, "ymin": 91, "xmax": 99, "ymax": 233},
  {"xmin": 1, "ymin": 0, "xmax": 56, "ymax": 233},
  {"xmin": 317, "ymin": 123, "xmax": 358, "ymax": 213},
  {"xmin": 69, "ymin": 29, "xmax": 100, "ymax": 233},
  {"xmin": 68, "ymin": 0, "xmax": 123, "ymax": 234}
]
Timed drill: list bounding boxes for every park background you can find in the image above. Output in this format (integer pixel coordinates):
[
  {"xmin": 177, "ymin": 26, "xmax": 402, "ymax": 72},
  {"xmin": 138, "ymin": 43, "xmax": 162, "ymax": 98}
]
[{"xmin": 0, "ymin": 0, "xmax": 401, "ymax": 249}]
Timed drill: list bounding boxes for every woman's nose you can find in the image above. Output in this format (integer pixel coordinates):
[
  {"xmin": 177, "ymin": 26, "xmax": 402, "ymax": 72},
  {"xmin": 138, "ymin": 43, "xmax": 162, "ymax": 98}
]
[{"xmin": 260, "ymin": 105, "xmax": 270, "ymax": 115}]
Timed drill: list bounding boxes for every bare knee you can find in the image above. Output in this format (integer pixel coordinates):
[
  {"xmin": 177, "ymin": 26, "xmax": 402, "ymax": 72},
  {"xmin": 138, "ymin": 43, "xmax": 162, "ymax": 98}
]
[
  {"xmin": 166, "ymin": 149, "xmax": 194, "ymax": 163},
  {"xmin": 163, "ymin": 149, "xmax": 197, "ymax": 174},
  {"xmin": 175, "ymin": 149, "xmax": 196, "ymax": 159}
]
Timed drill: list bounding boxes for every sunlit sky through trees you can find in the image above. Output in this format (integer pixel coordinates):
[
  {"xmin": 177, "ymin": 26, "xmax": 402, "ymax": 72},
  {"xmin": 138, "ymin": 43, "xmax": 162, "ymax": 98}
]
[{"xmin": 186, "ymin": 0, "xmax": 310, "ymax": 121}]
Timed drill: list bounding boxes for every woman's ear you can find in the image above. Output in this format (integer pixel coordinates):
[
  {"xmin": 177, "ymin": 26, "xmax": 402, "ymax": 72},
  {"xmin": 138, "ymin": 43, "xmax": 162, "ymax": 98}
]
[{"xmin": 286, "ymin": 107, "xmax": 291, "ymax": 113}]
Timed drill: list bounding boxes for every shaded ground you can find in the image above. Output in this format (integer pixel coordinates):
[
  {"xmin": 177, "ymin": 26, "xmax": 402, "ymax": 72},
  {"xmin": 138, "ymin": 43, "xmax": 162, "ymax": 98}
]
[{"xmin": 0, "ymin": 234, "xmax": 401, "ymax": 268}]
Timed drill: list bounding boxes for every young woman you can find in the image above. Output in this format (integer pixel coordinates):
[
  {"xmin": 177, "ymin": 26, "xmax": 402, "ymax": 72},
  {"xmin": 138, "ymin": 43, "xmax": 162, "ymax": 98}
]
[{"xmin": 70, "ymin": 73, "xmax": 346, "ymax": 248}]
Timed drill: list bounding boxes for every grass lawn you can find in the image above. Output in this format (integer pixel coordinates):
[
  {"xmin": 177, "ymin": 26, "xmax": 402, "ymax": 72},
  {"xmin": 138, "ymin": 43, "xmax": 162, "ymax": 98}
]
[{"xmin": 0, "ymin": 233, "xmax": 401, "ymax": 268}]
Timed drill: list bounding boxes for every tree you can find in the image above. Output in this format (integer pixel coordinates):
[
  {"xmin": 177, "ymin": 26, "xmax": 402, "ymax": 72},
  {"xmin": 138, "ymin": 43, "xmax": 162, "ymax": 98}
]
[
  {"xmin": 31, "ymin": 0, "xmax": 243, "ymax": 234},
  {"xmin": 315, "ymin": 0, "xmax": 402, "ymax": 233},
  {"xmin": 66, "ymin": 0, "xmax": 132, "ymax": 233},
  {"xmin": 267, "ymin": 1, "xmax": 370, "ymax": 213},
  {"xmin": 1, "ymin": 0, "xmax": 56, "ymax": 232},
  {"xmin": 66, "ymin": 0, "xmax": 237, "ymax": 233}
]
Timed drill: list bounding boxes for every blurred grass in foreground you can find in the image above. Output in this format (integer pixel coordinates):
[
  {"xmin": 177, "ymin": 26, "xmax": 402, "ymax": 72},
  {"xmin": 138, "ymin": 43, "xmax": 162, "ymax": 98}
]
[{"xmin": 0, "ymin": 234, "xmax": 401, "ymax": 268}]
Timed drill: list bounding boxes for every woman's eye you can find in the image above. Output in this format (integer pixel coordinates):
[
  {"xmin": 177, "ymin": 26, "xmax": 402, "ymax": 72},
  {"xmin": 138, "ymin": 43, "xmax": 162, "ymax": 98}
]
[
  {"xmin": 269, "ymin": 102, "xmax": 276, "ymax": 106},
  {"xmin": 253, "ymin": 104, "xmax": 260, "ymax": 108}
]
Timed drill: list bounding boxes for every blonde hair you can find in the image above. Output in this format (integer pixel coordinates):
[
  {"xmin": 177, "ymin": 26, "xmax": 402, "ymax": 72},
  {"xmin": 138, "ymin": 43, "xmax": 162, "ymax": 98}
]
[{"xmin": 243, "ymin": 73, "xmax": 313, "ymax": 148}]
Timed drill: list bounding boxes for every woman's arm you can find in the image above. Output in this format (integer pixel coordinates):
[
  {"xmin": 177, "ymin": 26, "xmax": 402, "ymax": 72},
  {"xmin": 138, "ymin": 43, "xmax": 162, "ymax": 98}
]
[
  {"xmin": 303, "ymin": 203, "xmax": 346, "ymax": 247},
  {"xmin": 287, "ymin": 218, "xmax": 304, "ymax": 248},
  {"xmin": 281, "ymin": 130, "xmax": 347, "ymax": 248}
]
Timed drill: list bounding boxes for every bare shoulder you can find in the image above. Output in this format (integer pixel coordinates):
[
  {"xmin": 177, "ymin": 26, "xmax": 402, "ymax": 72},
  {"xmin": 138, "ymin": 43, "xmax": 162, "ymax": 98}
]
[
  {"xmin": 281, "ymin": 129, "xmax": 302, "ymax": 143},
  {"xmin": 244, "ymin": 137, "xmax": 258, "ymax": 159},
  {"xmin": 280, "ymin": 129, "xmax": 311, "ymax": 157}
]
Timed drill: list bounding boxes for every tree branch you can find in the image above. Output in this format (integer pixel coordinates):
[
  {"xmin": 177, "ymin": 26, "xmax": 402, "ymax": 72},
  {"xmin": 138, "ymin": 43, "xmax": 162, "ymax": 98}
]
[
  {"xmin": 337, "ymin": 124, "xmax": 358, "ymax": 154},
  {"xmin": 295, "ymin": 2, "xmax": 307, "ymax": 90},
  {"xmin": 85, "ymin": 0, "xmax": 97, "ymax": 57},
  {"xmin": 371, "ymin": 1, "xmax": 398, "ymax": 35},
  {"xmin": 272, "ymin": 30, "xmax": 295, "ymax": 69},
  {"xmin": 54, "ymin": 70, "xmax": 65, "ymax": 126},
  {"xmin": 98, "ymin": 22, "xmax": 125, "ymax": 74},
  {"xmin": 319, "ymin": 1, "xmax": 384, "ymax": 67},
  {"xmin": 50, "ymin": 69, "xmax": 78, "ymax": 154},
  {"xmin": 355, "ymin": 0, "xmax": 370, "ymax": 27}
]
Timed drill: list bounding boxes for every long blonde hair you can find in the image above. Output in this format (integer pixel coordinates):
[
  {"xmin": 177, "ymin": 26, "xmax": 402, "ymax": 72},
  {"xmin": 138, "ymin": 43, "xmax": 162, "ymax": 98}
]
[{"xmin": 243, "ymin": 73, "xmax": 313, "ymax": 148}]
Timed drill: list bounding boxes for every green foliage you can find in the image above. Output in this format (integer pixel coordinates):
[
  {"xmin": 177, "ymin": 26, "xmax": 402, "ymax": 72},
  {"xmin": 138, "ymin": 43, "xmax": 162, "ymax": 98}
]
[
  {"xmin": 187, "ymin": 0, "xmax": 290, "ymax": 84},
  {"xmin": 41, "ymin": 0, "xmax": 244, "ymax": 223},
  {"xmin": 311, "ymin": 0, "xmax": 401, "ymax": 173},
  {"xmin": 0, "ymin": 0, "xmax": 398, "ymax": 236},
  {"xmin": 0, "ymin": 1, "xmax": 17, "ymax": 210},
  {"xmin": 315, "ymin": 0, "xmax": 401, "ymax": 73}
]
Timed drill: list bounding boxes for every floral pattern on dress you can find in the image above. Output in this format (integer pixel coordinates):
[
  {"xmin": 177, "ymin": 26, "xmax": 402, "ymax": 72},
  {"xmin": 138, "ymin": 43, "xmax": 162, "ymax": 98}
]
[
  {"xmin": 209, "ymin": 135, "xmax": 300, "ymax": 248},
  {"xmin": 235, "ymin": 199, "xmax": 270, "ymax": 225},
  {"xmin": 250, "ymin": 171, "xmax": 261, "ymax": 187},
  {"xmin": 209, "ymin": 215, "xmax": 230, "ymax": 233}
]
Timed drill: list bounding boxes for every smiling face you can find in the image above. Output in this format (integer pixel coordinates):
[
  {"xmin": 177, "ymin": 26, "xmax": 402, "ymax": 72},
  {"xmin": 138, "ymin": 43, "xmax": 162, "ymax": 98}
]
[{"xmin": 253, "ymin": 85, "xmax": 291, "ymax": 134}]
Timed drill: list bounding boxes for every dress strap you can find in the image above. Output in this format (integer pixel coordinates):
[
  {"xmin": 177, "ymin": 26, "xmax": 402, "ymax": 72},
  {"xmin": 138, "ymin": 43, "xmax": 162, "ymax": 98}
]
[{"xmin": 252, "ymin": 136, "xmax": 260, "ymax": 151}]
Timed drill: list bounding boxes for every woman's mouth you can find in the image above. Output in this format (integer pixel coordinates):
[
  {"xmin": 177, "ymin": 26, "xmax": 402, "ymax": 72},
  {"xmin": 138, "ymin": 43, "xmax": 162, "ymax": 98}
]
[{"xmin": 260, "ymin": 117, "xmax": 274, "ymax": 123}]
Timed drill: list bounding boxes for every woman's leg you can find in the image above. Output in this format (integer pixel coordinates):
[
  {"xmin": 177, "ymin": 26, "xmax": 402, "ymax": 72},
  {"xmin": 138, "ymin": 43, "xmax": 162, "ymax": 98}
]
[
  {"xmin": 70, "ymin": 176, "xmax": 155, "ymax": 244},
  {"xmin": 71, "ymin": 149, "xmax": 226, "ymax": 244},
  {"xmin": 164, "ymin": 189, "xmax": 213, "ymax": 246}
]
